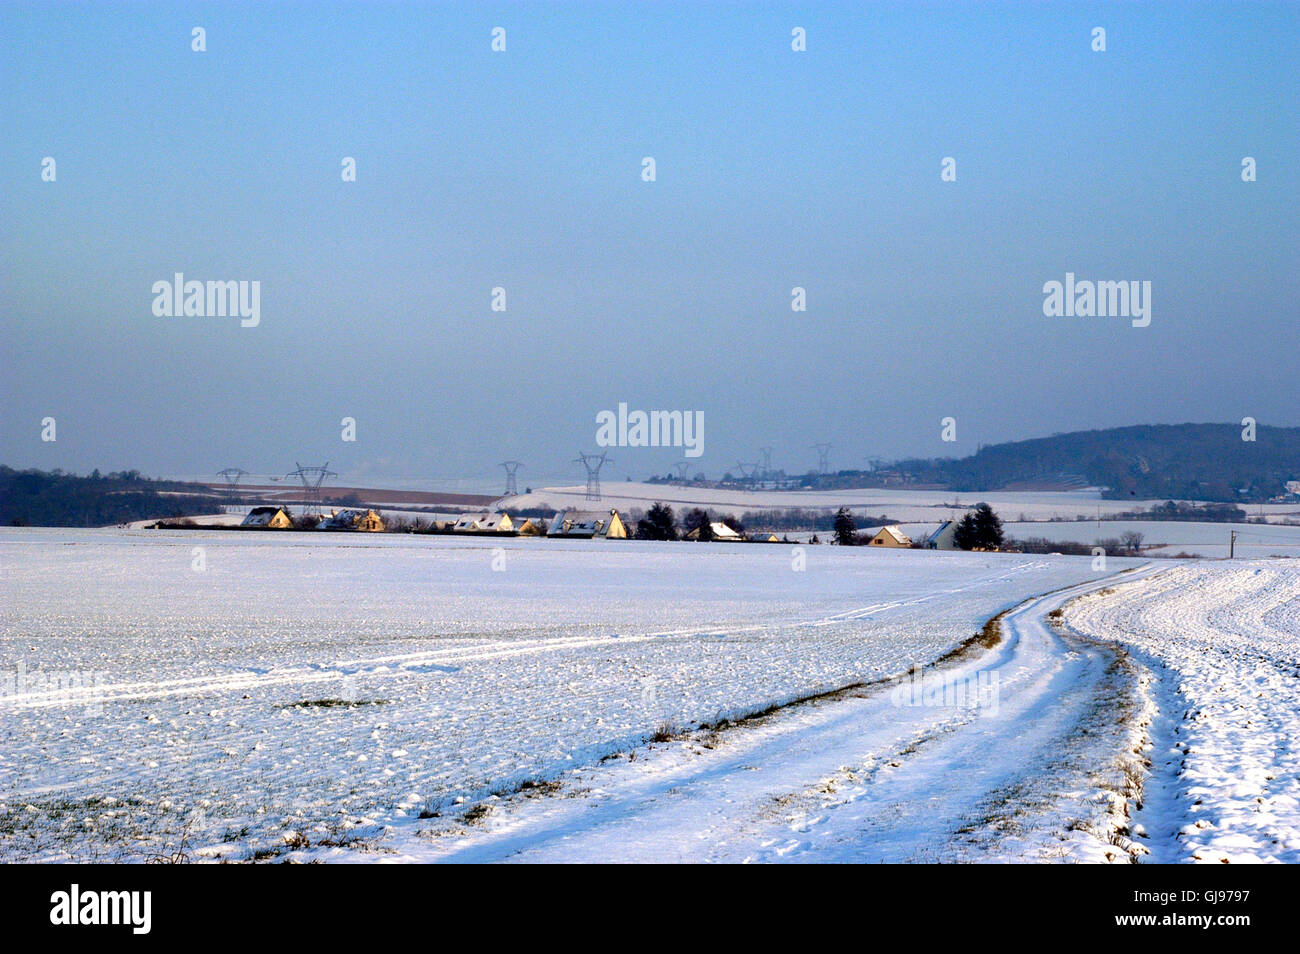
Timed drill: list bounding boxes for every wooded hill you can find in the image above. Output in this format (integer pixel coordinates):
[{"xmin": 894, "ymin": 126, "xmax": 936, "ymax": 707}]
[
  {"xmin": 0, "ymin": 467, "xmax": 227, "ymax": 527},
  {"xmin": 891, "ymin": 423, "xmax": 1300, "ymax": 502}
]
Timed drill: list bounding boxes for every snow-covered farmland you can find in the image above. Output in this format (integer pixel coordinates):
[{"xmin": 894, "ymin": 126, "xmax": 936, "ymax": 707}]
[
  {"xmin": 993, "ymin": 520, "xmax": 1300, "ymax": 559},
  {"xmin": 1065, "ymin": 562, "xmax": 1300, "ymax": 863},
  {"xmin": 0, "ymin": 527, "xmax": 1138, "ymax": 862},
  {"xmin": 508, "ymin": 481, "xmax": 1300, "ymax": 524}
]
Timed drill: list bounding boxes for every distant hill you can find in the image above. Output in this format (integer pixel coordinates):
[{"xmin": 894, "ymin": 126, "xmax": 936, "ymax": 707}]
[
  {"xmin": 894, "ymin": 424, "xmax": 1300, "ymax": 502},
  {"xmin": 0, "ymin": 467, "xmax": 227, "ymax": 527}
]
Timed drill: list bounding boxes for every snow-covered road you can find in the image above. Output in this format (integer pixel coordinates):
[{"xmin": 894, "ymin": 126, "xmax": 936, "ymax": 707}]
[{"xmin": 358, "ymin": 568, "xmax": 1164, "ymax": 863}]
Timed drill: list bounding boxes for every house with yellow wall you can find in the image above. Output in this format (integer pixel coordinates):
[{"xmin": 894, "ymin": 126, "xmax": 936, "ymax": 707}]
[
  {"xmin": 867, "ymin": 525, "xmax": 912, "ymax": 548},
  {"xmin": 548, "ymin": 509, "xmax": 627, "ymax": 539},
  {"xmin": 241, "ymin": 506, "xmax": 293, "ymax": 529},
  {"xmin": 453, "ymin": 512, "xmax": 515, "ymax": 534},
  {"xmin": 320, "ymin": 509, "xmax": 385, "ymax": 532}
]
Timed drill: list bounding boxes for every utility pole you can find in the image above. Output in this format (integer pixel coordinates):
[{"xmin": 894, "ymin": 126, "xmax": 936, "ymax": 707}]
[{"xmin": 1229, "ymin": 530, "xmax": 1237, "ymax": 559}]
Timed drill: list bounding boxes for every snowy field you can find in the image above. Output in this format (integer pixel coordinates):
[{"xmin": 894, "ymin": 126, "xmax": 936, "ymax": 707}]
[
  {"xmin": 507, "ymin": 481, "xmax": 1300, "ymax": 524},
  {"xmin": 342, "ymin": 560, "xmax": 1300, "ymax": 864},
  {"xmin": 1065, "ymin": 563, "xmax": 1300, "ymax": 863},
  {"xmin": 990, "ymin": 520, "xmax": 1300, "ymax": 559},
  {"xmin": 0, "ymin": 527, "xmax": 1141, "ymax": 862}
]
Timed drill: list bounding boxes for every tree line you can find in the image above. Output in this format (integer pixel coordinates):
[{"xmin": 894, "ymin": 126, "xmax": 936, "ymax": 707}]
[{"xmin": 0, "ymin": 466, "xmax": 226, "ymax": 527}]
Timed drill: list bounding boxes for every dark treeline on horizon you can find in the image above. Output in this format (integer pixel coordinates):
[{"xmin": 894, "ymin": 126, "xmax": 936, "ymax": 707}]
[
  {"xmin": 4, "ymin": 423, "xmax": 1298, "ymax": 527},
  {"xmin": 0, "ymin": 467, "xmax": 226, "ymax": 527}
]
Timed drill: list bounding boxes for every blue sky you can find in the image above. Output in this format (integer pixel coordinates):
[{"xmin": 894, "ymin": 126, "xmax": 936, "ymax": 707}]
[{"xmin": 2, "ymin": 1, "xmax": 1296, "ymax": 488}]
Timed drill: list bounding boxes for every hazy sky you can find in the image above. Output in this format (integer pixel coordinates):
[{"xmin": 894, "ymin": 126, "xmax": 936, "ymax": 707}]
[{"xmin": 2, "ymin": 1, "xmax": 1296, "ymax": 490}]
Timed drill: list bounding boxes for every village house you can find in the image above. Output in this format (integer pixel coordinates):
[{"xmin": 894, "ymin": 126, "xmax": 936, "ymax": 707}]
[
  {"xmin": 747, "ymin": 529, "xmax": 780, "ymax": 543},
  {"xmin": 923, "ymin": 520, "xmax": 959, "ymax": 550},
  {"xmin": 867, "ymin": 525, "xmax": 913, "ymax": 548},
  {"xmin": 240, "ymin": 506, "xmax": 293, "ymax": 529},
  {"xmin": 684, "ymin": 521, "xmax": 743, "ymax": 542},
  {"xmin": 548, "ymin": 509, "xmax": 628, "ymax": 539},
  {"xmin": 452, "ymin": 512, "xmax": 514, "ymax": 534},
  {"xmin": 319, "ymin": 509, "xmax": 385, "ymax": 532}
]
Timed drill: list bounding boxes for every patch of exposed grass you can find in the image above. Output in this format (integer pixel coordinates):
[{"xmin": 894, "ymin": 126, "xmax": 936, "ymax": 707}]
[
  {"xmin": 516, "ymin": 779, "xmax": 563, "ymax": 797},
  {"xmin": 934, "ymin": 610, "xmax": 1007, "ymax": 666},
  {"xmin": 462, "ymin": 803, "xmax": 493, "ymax": 825},
  {"xmin": 650, "ymin": 723, "xmax": 676, "ymax": 743},
  {"xmin": 276, "ymin": 698, "xmax": 387, "ymax": 709}
]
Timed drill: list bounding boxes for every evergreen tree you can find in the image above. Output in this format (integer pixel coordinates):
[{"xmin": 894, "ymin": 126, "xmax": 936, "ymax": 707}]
[
  {"xmin": 682, "ymin": 507, "xmax": 710, "ymax": 539},
  {"xmin": 972, "ymin": 502, "xmax": 1003, "ymax": 549},
  {"xmin": 954, "ymin": 502, "xmax": 1003, "ymax": 550},
  {"xmin": 953, "ymin": 513, "xmax": 978, "ymax": 550},
  {"xmin": 636, "ymin": 502, "xmax": 678, "ymax": 541},
  {"xmin": 833, "ymin": 506, "xmax": 857, "ymax": 546}
]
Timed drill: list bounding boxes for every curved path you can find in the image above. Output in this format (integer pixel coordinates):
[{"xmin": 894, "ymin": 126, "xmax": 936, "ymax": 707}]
[{"xmin": 365, "ymin": 566, "xmax": 1165, "ymax": 864}]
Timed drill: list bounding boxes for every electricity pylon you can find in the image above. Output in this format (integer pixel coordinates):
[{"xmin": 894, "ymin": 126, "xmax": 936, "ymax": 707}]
[
  {"xmin": 574, "ymin": 452, "xmax": 612, "ymax": 501},
  {"xmin": 285, "ymin": 461, "xmax": 337, "ymax": 517},
  {"xmin": 500, "ymin": 461, "xmax": 522, "ymax": 496},
  {"xmin": 813, "ymin": 443, "xmax": 833, "ymax": 475},
  {"xmin": 216, "ymin": 467, "xmax": 249, "ymax": 506}
]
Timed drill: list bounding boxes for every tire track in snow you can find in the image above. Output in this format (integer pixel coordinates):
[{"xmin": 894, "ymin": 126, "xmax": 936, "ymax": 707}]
[
  {"xmin": 367, "ymin": 567, "xmax": 1163, "ymax": 863},
  {"xmin": 0, "ymin": 563, "xmax": 1054, "ymax": 710},
  {"xmin": 1065, "ymin": 562, "xmax": 1300, "ymax": 864}
]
